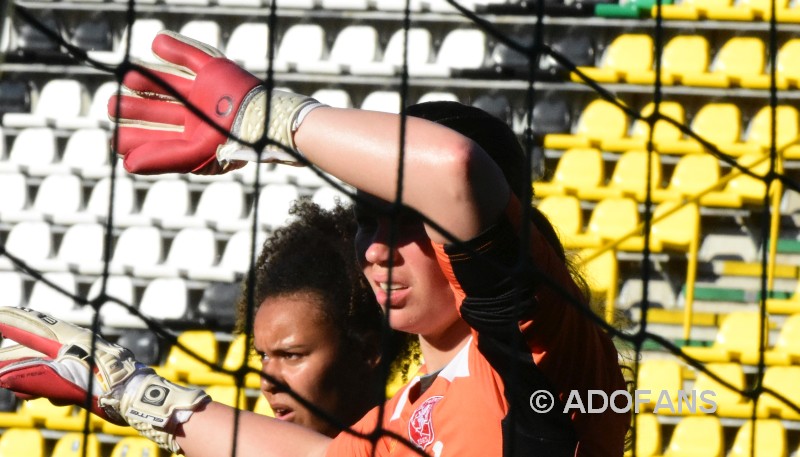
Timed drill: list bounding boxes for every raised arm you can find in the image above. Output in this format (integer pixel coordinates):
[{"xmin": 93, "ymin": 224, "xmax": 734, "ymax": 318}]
[{"xmin": 110, "ymin": 31, "xmax": 510, "ymax": 244}]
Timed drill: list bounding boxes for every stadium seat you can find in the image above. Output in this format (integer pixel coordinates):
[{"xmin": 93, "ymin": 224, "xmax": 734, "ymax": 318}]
[
  {"xmin": 195, "ymin": 281, "xmax": 241, "ymax": 331},
  {"xmin": 765, "ymin": 281, "xmax": 800, "ymax": 314},
  {"xmin": 525, "ymin": 93, "xmax": 572, "ymax": 138},
  {"xmin": 138, "ymin": 277, "xmax": 190, "ymax": 322},
  {"xmin": 0, "ymin": 127, "xmax": 57, "ymax": 175},
  {"xmin": 164, "ymin": 180, "xmax": 247, "ymax": 231},
  {"xmin": 2, "ymin": 173, "xmax": 83, "ymax": 223},
  {"xmin": 158, "ymin": 330, "xmax": 219, "ymax": 383},
  {"xmin": 757, "ymin": 366, "xmax": 800, "ymax": 419},
  {"xmin": 700, "ymin": 153, "xmax": 770, "ymax": 208},
  {"xmin": 658, "ymin": 103, "xmax": 741, "ymax": 155},
  {"xmin": 56, "ymin": 128, "xmax": 112, "ymax": 178},
  {"xmin": 0, "ymin": 80, "xmax": 34, "ymax": 118},
  {"xmin": 471, "ymin": 93, "xmax": 512, "ymax": 125},
  {"xmin": 192, "ymin": 229, "xmax": 268, "ymax": 282},
  {"xmin": 705, "ymin": 0, "xmax": 779, "ymax": 19},
  {"xmin": 537, "ymin": 195, "xmax": 584, "ymax": 248},
  {"xmin": 51, "ymin": 432, "xmax": 101, "ymax": 457},
  {"xmin": 312, "ymin": 186, "xmax": 351, "ymax": 210},
  {"xmin": 0, "ymin": 271, "xmax": 24, "ymax": 308},
  {"xmin": 88, "ymin": 19, "xmax": 164, "ymax": 65},
  {"xmin": 360, "ymin": 91, "xmax": 402, "ymax": 113},
  {"xmin": 138, "ymin": 227, "xmax": 218, "ymax": 279},
  {"xmin": 578, "ymin": 150, "xmax": 662, "ymax": 202},
  {"xmin": 27, "ymin": 272, "xmax": 95, "ymax": 325},
  {"xmin": 729, "ymin": 420, "xmax": 786, "ymax": 457},
  {"xmin": 0, "ymin": 221, "xmax": 53, "ymax": 271},
  {"xmin": 571, "ymin": 34, "xmax": 653, "ymax": 83},
  {"xmin": 189, "ymin": 333, "xmax": 262, "ymax": 388},
  {"xmin": 534, "ymin": 148, "xmax": 605, "ymax": 197},
  {"xmin": 650, "ymin": 201, "xmax": 700, "ymax": 253},
  {"xmin": 624, "ymin": 413, "xmax": 661, "ymax": 457},
  {"xmin": 109, "ymin": 436, "xmax": 160, "ymax": 457},
  {"xmin": 254, "ymin": 183, "xmax": 300, "ymax": 231},
  {"xmin": 117, "ymin": 328, "xmax": 164, "ymax": 366},
  {"xmin": 225, "ymin": 23, "xmax": 274, "ymax": 72},
  {"xmin": 351, "ymin": 27, "xmax": 433, "ymax": 76},
  {"xmin": 204, "ymin": 385, "xmax": 249, "ymax": 409},
  {"xmin": 409, "ymin": 28, "xmax": 487, "ymax": 78},
  {"xmin": 682, "ymin": 311, "xmax": 772, "ymax": 363},
  {"xmin": 636, "ymin": 359, "xmax": 683, "ymax": 413},
  {"xmin": 56, "ymin": 175, "xmax": 136, "ymax": 225},
  {"xmin": 2, "ymin": 79, "xmax": 89, "ymax": 128},
  {"xmin": 652, "ymin": 154, "xmax": 721, "ymax": 203},
  {"xmin": 662, "ymin": 416, "xmax": 724, "ymax": 457},
  {"xmin": 0, "ymin": 172, "xmax": 28, "ymax": 216},
  {"xmin": 108, "ymin": 226, "xmax": 164, "ymax": 275},
  {"xmin": 311, "ymin": 89, "xmax": 354, "ymax": 109},
  {"xmin": 578, "ymin": 197, "xmax": 649, "ymax": 251},
  {"xmin": 0, "ymin": 428, "xmax": 44, "ymax": 457},
  {"xmin": 627, "ymin": 35, "xmax": 709, "ymax": 85},
  {"xmin": 418, "ymin": 91, "xmax": 460, "ymax": 104},
  {"xmin": 0, "ymin": 397, "xmax": 72, "ymax": 429},
  {"xmin": 543, "ymin": 99, "xmax": 628, "ymax": 150},
  {"xmin": 297, "ymin": 25, "xmax": 379, "ymax": 74},
  {"xmin": 690, "ymin": 363, "xmax": 753, "ymax": 418},
  {"xmin": 275, "ymin": 24, "xmax": 325, "ymax": 72},
  {"xmin": 8, "ymin": 11, "xmax": 65, "ymax": 64},
  {"xmin": 87, "ymin": 275, "xmax": 139, "ymax": 326},
  {"xmin": 681, "ymin": 37, "xmax": 766, "ymax": 88},
  {"xmin": 579, "ymin": 248, "xmax": 619, "ymax": 322},
  {"xmin": 722, "ymin": 105, "xmax": 799, "ymax": 156},
  {"xmin": 56, "ymin": 81, "xmax": 119, "ymax": 130},
  {"xmin": 762, "ymin": 313, "xmax": 800, "ymax": 365},
  {"xmin": 55, "ymin": 222, "xmax": 106, "ymax": 274},
  {"xmin": 740, "ymin": 38, "xmax": 800, "ymax": 89},
  {"xmin": 657, "ymin": 0, "xmax": 740, "ymax": 19},
  {"xmin": 118, "ymin": 179, "xmax": 191, "ymax": 228},
  {"xmin": 178, "ymin": 20, "xmax": 220, "ymax": 47},
  {"xmin": 601, "ymin": 101, "xmax": 685, "ymax": 152},
  {"xmin": 69, "ymin": 17, "xmax": 112, "ymax": 53}
]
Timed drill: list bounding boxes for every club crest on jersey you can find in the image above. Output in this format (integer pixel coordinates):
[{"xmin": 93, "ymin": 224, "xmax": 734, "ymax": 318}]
[{"xmin": 408, "ymin": 395, "xmax": 443, "ymax": 450}]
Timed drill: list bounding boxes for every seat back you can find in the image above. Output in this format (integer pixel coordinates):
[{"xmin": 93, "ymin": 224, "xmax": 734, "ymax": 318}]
[
  {"xmin": 574, "ymin": 99, "xmax": 628, "ymax": 142},
  {"xmin": 689, "ymin": 103, "xmax": 741, "ymax": 146},
  {"xmin": 587, "ymin": 197, "xmax": 640, "ymax": 240},
  {"xmin": 602, "ymin": 34, "xmax": 653, "ymax": 74},
  {"xmin": 662, "ymin": 35, "xmax": 709, "ymax": 77},
  {"xmin": 550, "ymin": 148, "xmax": 605, "ymax": 192},
  {"xmin": 666, "ymin": 154, "xmax": 721, "ymax": 195},
  {"xmin": 729, "ymin": 420, "xmax": 786, "ymax": 457},
  {"xmin": 712, "ymin": 37, "xmax": 765, "ymax": 80},
  {"xmin": 665, "ymin": 416, "xmax": 724, "ymax": 457}
]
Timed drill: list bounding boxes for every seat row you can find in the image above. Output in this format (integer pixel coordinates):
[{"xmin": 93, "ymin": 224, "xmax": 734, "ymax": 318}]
[
  {"xmin": 536, "ymin": 149, "xmax": 769, "ymax": 208},
  {"xmin": 0, "ymin": 429, "xmax": 176, "ymax": 457},
  {"xmin": 544, "ymin": 99, "xmax": 800, "ymax": 158},
  {"xmin": 572, "ymin": 33, "xmax": 800, "ymax": 89}
]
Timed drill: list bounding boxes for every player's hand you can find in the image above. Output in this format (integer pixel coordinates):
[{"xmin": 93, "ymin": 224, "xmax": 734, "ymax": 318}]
[
  {"xmin": 0, "ymin": 307, "xmax": 209, "ymax": 453},
  {"xmin": 108, "ymin": 30, "xmax": 324, "ymax": 175}
]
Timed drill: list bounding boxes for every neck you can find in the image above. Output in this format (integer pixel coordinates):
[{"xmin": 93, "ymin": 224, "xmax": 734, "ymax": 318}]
[{"xmin": 418, "ymin": 318, "xmax": 472, "ymax": 373}]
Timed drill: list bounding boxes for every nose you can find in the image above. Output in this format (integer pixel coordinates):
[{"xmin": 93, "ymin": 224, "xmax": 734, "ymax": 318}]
[{"xmin": 363, "ymin": 221, "xmax": 401, "ymax": 266}]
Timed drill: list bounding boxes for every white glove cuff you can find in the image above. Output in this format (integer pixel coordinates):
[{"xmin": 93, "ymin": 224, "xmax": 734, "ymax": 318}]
[
  {"xmin": 217, "ymin": 88, "xmax": 326, "ymax": 167},
  {"xmin": 114, "ymin": 372, "xmax": 211, "ymax": 455}
]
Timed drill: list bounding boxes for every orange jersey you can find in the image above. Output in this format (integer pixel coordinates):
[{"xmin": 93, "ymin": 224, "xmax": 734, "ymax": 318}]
[{"xmin": 327, "ymin": 198, "xmax": 629, "ymax": 457}]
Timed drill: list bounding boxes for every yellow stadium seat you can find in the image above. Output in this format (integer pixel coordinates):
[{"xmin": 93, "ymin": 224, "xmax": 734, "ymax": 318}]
[
  {"xmin": 624, "ymin": 413, "xmax": 661, "ymax": 457},
  {"xmin": 158, "ymin": 330, "xmax": 219, "ymax": 383},
  {"xmin": 0, "ymin": 397, "xmax": 73, "ymax": 429},
  {"xmin": 682, "ymin": 37, "xmax": 766, "ymax": 88},
  {"xmin": 52, "ymin": 432, "xmax": 101, "ymax": 457},
  {"xmin": 109, "ymin": 436, "xmax": 161, "ymax": 457},
  {"xmin": 579, "ymin": 248, "xmax": 619, "ymax": 322},
  {"xmin": 583, "ymin": 197, "xmax": 650, "ymax": 251},
  {"xmin": 722, "ymin": 105, "xmax": 799, "ymax": 157},
  {"xmin": 682, "ymin": 311, "xmax": 771, "ymax": 363},
  {"xmin": 691, "ymin": 363, "xmax": 753, "ymax": 418},
  {"xmin": 658, "ymin": 103, "xmax": 741, "ymax": 155},
  {"xmin": 543, "ymin": 100, "xmax": 628, "ymax": 150},
  {"xmin": 741, "ymin": 38, "xmax": 800, "ymax": 89},
  {"xmin": 205, "ymin": 385, "xmax": 249, "ymax": 410},
  {"xmin": 650, "ymin": 201, "xmax": 699, "ymax": 253},
  {"xmin": 652, "ymin": 154, "xmax": 721, "ymax": 203},
  {"xmin": 626, "ymin": 36, "xmax": 710, "ymax": 86},
  {"xmin": 188, "ymin": 333, "xmax": 262, "ymax": 388},
  {"xmin": 252, "ymin": 394, "xmax": 275, "ymax": 417},
  {"xmin": 757, "ymin": 366, "xmax": 800, "ymax": 420},
  {"xmin": 663, "ymin": 416, "xmax": 724, "ymax": 457},
  {"xmin": 537, "ymin": 195, "xmax": 585, "ymax": 249},
  {"xmin": 601, "ymin": 101, "xmax": 685, "ymax": 152},
  {"xmin": 534, "ymin": 148, "xmax": 605, "ymax": 197},
  {"xmin": 578, "ymin": 150, "xmax": 662, "ymax": 202},
  {"xmin": 766, "ymin": 282, "xmax": 800, "ymax": 315},
  {"xmin": 700, "ymin": 154, "xmax": 770, "ymax": 208},
  {"xmin": 704, "ymin": 0, "xmax": 778, "ymax": 20},
  {"xmin": 0, "ymin": 428, "xmax": 44, "ymax": 457},
  {"xmin": 636, "ymin": 359, "xmax": 683, "ymax": 414},
  {"xmin": 657, "ymin": 0, "xmax": 738, "ymax": 20},
  {"xmin": 763, "ymin": 313, "xmax": 800, "ymax": 365},
  {"xmin": 571, "ymin": 34, "xmax": 653, "ymax": 83},
  {"xmin": 729, "ymin": 420, "xmax": 787, "ymax": 457}
]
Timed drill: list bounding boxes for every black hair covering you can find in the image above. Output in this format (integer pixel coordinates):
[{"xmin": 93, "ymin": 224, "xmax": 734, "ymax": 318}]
[{"xmin": 405, "ymin": 101, "xmax": 528, "ymax": 200}]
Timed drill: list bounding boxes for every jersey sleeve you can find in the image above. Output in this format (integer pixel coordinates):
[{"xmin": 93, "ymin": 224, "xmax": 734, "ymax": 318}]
[{"xmin": 325, "ymin": 406, "xmax": 393, "ymax": 457}]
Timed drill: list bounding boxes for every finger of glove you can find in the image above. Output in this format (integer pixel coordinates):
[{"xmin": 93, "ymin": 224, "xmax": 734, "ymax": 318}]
[
  {"xmin": 113, "ymin": 126, "xmax": 184, "ymax": 159},
  {"xmin": 152, "ymin": 30, "xmax": 225, "ymax": 74},
  {"xmin": 122, "ymin": 62, "xmax": 195, "ymax": 100},
  {"xmin": 123, "ymin": 139, "xmax": 215, "ymax": 175},
  {"xmin": 0, "ymin": 307, "xmax": 85, "ymax": 358},
  {"xmin": 0, "ymin": 345, "xmax": 47, "ymax": 365},
  {"xmin": 109, "ymin": 94, "xmax": 187, "ymax": 126}
]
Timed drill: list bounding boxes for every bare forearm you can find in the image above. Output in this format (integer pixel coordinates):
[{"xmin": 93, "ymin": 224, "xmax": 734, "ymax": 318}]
[{"xmin": 178, "ymin": 402, "xmax": 331, "ymax": 457}]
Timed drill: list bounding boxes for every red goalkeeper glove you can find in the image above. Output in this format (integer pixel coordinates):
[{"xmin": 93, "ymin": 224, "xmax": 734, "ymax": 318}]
[
  {"xmin": 0, "ymin": 307, "xmax": 210, "ymax": 454},
  {"xmin": 109, "ymin": 30, "xmax": 325, "ymax": 175}
]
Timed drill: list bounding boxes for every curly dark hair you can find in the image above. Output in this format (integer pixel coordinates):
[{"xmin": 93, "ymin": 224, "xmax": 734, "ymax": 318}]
[{"xmin": 235, "ymin": 198, "xmax": 420, "ymax": 389}]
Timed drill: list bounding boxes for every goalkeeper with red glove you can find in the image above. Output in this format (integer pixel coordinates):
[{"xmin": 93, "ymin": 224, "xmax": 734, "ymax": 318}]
[{"xmin": 0, "ymin": 31, "xmax": 629, "ymax": 457}]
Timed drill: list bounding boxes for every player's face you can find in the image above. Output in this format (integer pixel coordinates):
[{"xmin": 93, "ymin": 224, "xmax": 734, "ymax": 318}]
[
  {"xmin": 253, "ymin": 292, "xmax": 361, "ymax": 437},
  {"xmin": 354, "ymin": 196, "xmax": 461, "ymax": 339}
]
